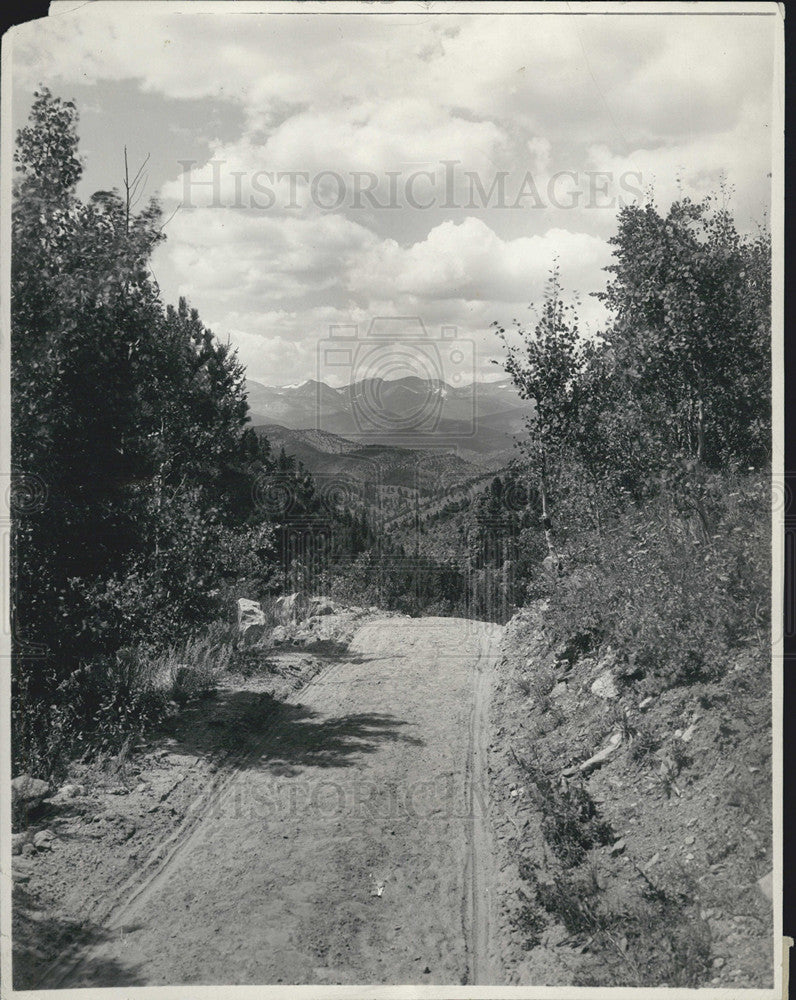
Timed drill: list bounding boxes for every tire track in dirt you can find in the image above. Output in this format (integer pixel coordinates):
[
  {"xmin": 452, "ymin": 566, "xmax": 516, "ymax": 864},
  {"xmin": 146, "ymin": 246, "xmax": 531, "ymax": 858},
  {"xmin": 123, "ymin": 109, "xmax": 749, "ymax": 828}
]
[
  {"xmin": 464, "ymin": 625, "xmax": 500, "ymax": 984},
  {"xmin": 34, "ymin": 660, "xmax": 346, "ymax": 989},
  {"xmin": 39, "ymin": 618, "xmax": 502, "ymax": 987}
]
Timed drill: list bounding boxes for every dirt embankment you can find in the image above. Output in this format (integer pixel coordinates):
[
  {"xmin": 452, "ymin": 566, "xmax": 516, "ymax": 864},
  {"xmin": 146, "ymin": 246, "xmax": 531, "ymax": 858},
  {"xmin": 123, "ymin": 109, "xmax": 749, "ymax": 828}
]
[{"xmin": 484, "ymin": 602, "xmax": 774, "ymax": 989}]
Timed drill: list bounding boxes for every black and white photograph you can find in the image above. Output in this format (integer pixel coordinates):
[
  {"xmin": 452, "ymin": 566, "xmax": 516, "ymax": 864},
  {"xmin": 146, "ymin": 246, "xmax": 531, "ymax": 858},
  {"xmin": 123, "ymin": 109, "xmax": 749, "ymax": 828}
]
[{"xmin": 0, "ymin": 1, "xmax": 784, "ymax": 994}]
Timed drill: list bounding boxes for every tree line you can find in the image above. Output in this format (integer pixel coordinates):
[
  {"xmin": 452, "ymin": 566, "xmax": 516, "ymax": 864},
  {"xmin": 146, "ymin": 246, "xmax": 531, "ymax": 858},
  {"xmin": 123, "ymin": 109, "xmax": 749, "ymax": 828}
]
[
  {"xmin": 493, "ymin": 190, "xmax": 771, "ymax": 687},
  {"xmin": 10, "ymin": 90, "xmax": 357, "ymax": 771}
]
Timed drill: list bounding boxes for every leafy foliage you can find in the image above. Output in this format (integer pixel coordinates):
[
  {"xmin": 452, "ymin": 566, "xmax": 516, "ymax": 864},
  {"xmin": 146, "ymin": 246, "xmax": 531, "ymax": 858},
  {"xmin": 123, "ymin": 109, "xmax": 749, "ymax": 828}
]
[
  {"xmin": 10, "ymin": 89, "xmax": 325, "ymax": 772},
  {"xmin": 495, "ymin": 192, "xmax": 771, "ymax": 690}
]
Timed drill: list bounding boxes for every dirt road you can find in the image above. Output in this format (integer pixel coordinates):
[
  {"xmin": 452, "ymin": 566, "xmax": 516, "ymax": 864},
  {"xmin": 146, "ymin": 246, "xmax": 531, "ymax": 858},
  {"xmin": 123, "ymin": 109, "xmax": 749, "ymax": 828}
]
[{"xmin": 42, "ymin": 616, "xmax": 503, "ymax": 987}]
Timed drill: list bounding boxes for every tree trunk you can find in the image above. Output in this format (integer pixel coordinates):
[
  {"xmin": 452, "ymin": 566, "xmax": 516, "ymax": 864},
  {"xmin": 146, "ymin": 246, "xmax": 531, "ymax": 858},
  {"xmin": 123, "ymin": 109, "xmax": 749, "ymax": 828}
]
[
  {"xmin": 539, "ymin": 450, "xmax": 560, "ymax": 574},
  {"xmin": 696, "ymin": 397, "xmax": 705, "ymax": 464}
]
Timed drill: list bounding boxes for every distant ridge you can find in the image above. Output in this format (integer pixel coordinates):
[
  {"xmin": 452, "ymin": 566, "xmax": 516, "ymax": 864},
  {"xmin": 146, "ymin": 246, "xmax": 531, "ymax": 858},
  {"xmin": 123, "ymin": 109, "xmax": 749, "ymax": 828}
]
[
  {"xmin": 254, "ymin": 423, "xmax": 489, "ymax": 492},
  {"xmin": 246, "ymin": 375, "xmax": 531, "ymax": 456}
]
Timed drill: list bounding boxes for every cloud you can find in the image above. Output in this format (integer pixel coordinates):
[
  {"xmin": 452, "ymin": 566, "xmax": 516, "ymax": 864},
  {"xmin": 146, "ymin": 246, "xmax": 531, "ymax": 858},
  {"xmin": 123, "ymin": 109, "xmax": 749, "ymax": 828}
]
[
  {"xmin": 14, "ymin": 9, "xmax": 776, "ymax": 149},
  {"xmin": 154, "ymin": 210, "xmax": 610, "ymax": 386},
  {"xmin": 354, "ymin": 217, "xmax": 611, "ymax": 303},
  {"xmin": 13, "ymin": 6, "xmax": 778, "ymax": 385}
]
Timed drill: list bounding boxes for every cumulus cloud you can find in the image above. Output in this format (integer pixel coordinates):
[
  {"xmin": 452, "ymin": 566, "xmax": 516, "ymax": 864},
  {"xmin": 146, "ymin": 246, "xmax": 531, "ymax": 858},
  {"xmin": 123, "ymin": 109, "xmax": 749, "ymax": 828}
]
[
  {"xmin": 13, "ymin": 5, "xmax": 779, "ymax": 385},
  {"xmin": 153, "ymin": 210, "xmax": 610, "ymax": 386},
  {"xmin": 353, "ymin": 217, "xmax": 611, "ymax": 302}
]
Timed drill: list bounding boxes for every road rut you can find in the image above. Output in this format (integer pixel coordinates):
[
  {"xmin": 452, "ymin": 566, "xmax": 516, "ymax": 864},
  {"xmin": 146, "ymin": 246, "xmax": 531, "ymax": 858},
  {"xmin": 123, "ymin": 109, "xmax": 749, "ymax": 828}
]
[{"xmin": 45, "ymin": 616, "xmax": 502, "ymax": 987}]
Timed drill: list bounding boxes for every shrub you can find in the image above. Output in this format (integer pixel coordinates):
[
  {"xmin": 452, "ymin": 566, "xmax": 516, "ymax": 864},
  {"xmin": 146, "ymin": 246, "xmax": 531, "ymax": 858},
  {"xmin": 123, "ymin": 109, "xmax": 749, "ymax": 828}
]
[
  {"xmin": 510, "ymin": 899, "xmax": 548, "ymax": 950},
  {"xmin": 541, "ymin": 471, "xmax": 769, "ymax": 691},
  {"xmin": 12, "ymin": 618, "xmax": 242, "ymax": 777}
]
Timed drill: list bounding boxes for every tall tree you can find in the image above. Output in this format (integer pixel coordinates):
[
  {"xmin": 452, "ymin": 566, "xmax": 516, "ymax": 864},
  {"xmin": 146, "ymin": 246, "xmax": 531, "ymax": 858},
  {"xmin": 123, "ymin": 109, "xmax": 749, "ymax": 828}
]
[
  {"xmin": 11, "ymin": 88, "xmax": 257, "ymax": 680},
  {"xmin": 495, "ymin": 267, "xmax": 584, "ymax": 569},
  {"xmin": 597, "ymin": 194, "xmax": 771, "ymax": 469}
]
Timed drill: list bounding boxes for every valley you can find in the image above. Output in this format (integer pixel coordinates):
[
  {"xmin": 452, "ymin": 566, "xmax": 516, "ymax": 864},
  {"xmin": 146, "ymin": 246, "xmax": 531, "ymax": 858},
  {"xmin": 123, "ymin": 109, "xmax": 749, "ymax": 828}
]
[{"xmin": 248, "ymin": 375, "xmax": 530, "ymax": 546}]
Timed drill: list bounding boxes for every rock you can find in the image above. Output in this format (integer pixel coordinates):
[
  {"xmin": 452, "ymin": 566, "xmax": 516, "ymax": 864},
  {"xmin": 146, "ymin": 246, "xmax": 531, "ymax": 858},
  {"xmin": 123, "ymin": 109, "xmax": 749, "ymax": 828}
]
[
  {"xmin": 11, "ymin": 833, "xmax": 28, "ymax": 855},
  {"xmin": 307, "ymin": 596, "xmax": 339, "ymax": 617},
  {"xmin": 33, "ymin": 829, "xmax": 56, "ymax": 850},
  {"xmin": 713, "ymin": 957, "xmax": 726, "ymax": 969},
  {"xmin": 551, "ymin": 681, "xmax": 568, "ymax": 699},
  {"xmin": 11, "ymin": 775, "xmax": 50, "ymax": 807},
  {"xmin": 680, "ymin": 723, "xmax": 697, "ymax": 742},
  {"xmin": 609, "ymin": 838, "xmax": 626, "ymax": 856},
  {"xmin": 563, "ymin": 732, "xmax": 623, "ymax": 777},
  {"xmin": 542, "ymin": 554, "xmax": 563, "ymax": 579},
  {"xmin": 638, "ymin": 696, "xmax": 653, "ymax": 710},
  {"xmin": 591, "ymin": 671, "xmax": 619, "ymax": 700},
  {"xmin": 274, "ymin": 593, "xmax": 309, "ymax": 624},
  {"xmin": 240, "ymin": 623, "xmax": 268, "ymax": 647},
  {"xmin": 12, "ymin": 868, "xmax": 31, "ymax": 883},
  {"xmin": 271, "ymin": 625, "xmax": 289, "ymax": 646},
  {"xmin": 48, "ymin": 782, "xmax": 85, "ymax": 805},
  {"xmin": 237, "ymin": 597, "xmax": 266, "ymax": 636},
  {"xmin": 21, "ymin": 843, "xmax": 34, "ymax": 857},
  {"xmin": 756, "ymin": 870, "xmax": 773, "ymax": 901}
]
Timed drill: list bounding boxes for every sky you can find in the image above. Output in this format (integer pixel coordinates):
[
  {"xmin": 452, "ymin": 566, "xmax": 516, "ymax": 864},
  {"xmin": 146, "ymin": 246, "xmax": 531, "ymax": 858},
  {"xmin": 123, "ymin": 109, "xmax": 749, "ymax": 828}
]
[{"xmin": 10, "ymin": 3, "xmax": 780, "ymax": 387}]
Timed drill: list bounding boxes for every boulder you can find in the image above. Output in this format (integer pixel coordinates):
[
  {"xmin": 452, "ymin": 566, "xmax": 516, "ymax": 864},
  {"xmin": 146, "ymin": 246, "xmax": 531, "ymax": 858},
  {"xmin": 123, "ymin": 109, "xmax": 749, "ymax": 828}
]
[
  {"xmin": 11, "ymin": 833, "xmax": 28, "ymax": 856},
  {"xmin": 57, "ymin": 782, "xmax": 84, "ymax": 799},
  {"xmin": 563, "ymin": 732, "xmax": 623, "ymax": 777},
  {"xmin": 271, "ymin": 625, "xmax": 290, "ymax": 646},
  {"xmin": 239, "ymin": 623, "xmax": 268, "ymax": 647},
  {"xmin": 237, "ymin": 598, "xmax": 269, "ymax": 646},
  {"xmin": 237, "ymin": 598, "xmax": 266, "ymax": 634},
  {"xmin": 33, "ymin": 829, "xmax": 56, "ymax": 851},
  {"xmin": 46, "ymin": 782, "xmax": 86, "ymax": 807},
  {"xmin": 11, "ymin": 775, "xmax": 50, "ymax": 807},
  {"xmin": 591, "ymin": 671, "xmax": 619, "ymax": 700},
  {"xmin": 307, "ymin": 596, "xmax": 339, "ymax": 617},
  {"xmin": 275, "ymin": 593, "xmax": 310, "ymax": 623}
]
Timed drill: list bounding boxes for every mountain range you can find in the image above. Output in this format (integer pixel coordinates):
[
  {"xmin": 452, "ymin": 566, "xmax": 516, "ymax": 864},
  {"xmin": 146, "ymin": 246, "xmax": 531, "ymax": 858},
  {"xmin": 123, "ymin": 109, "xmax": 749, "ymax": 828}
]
[{"xmin": 245, "ymin": 376, "xmax": 532, "ymax": 457}]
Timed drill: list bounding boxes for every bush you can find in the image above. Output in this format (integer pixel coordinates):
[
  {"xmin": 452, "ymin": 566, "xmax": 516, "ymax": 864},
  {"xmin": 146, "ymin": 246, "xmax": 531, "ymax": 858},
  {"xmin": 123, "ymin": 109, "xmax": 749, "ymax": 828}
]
[
  {"xmin": 158, "ymin": 629, "xmax": 235, "ymax": 705},
  {"xmin": 541, "ymin": 471, "xmax": 769, "ymax": 691},
  {"xmin": 12, "ymin": 618, "xmax": 244, "ymax": 777}
]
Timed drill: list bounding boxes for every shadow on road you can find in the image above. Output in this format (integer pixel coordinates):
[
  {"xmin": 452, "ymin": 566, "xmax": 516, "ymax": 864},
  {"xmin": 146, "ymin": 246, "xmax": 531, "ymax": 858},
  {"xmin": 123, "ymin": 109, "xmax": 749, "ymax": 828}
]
[
  {"xmin": 252, "ymin": 704, "xmax": 424, "ymax": 776},
  {"xmin": 13, "ymin": 886, "xmax": 147, "ymax": 989},
  {"xmin": 154, "ymin": 688, "xmax": 422, "ymax": 778}
]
